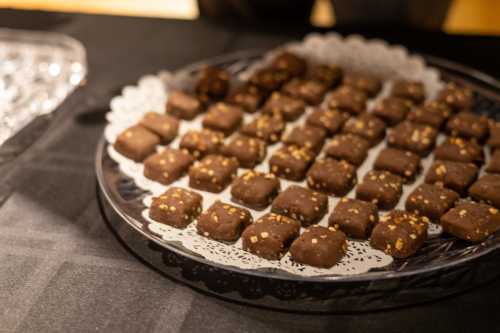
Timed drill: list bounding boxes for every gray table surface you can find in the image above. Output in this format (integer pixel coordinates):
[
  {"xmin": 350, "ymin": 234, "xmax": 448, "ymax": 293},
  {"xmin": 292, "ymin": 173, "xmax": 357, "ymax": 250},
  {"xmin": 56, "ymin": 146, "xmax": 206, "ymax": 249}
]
[{"xmin": 1, "ymin": 10, "xmax": 500, "ymax": 333}]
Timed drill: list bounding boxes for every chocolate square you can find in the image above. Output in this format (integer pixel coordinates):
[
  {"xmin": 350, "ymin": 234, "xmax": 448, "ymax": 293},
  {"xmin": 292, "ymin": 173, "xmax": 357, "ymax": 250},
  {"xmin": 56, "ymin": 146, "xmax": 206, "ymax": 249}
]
[
  {"xmin": 372, "ymin": 97, "xmax": 413, "ymax": 126},
  {"xmin": 139, "ymin": 112, "xmax": 179, "ymax": 144},
  {"xmin": 282, "ymin": 125, "xmax": 327, "ymax": 154},
  {"xmin": 387, "ymin": 121, "xmax": 438, "ymax": 156},
  {"xmin": 226, "ymin": 84, "xmax": 265, "ymax": 113},
  {"xmin": 405, "ymin": 183, "xmax": 459, "ymax": 222},
  {"xmin": 343, "ymin": 73, "xmax": 382, "ymax": 97},
  {"xmin": 281, "ymin": 78, "xmax": 328, "ymax": 105},
  {"xmin": 249, "ymin": 67, "xmax": 291, "ymax": 92},
  {"xmin": 441, "ymin": 201, "xmax": 500, "ymax": 242},
  {"xmin": 407, "ymin": 101, "xmax": 451, "ymax": 128},
  {"xmin": 425, "ymin": 160, "xmax": 478, "ymax": 196},
  {"xmin": 306, "ymin": 158, "xmax": 357, "ymax": 196},
  {"xmin": 262, "ymin": 92, "xmax": 306, "ymax": 121},
  {"xmin": 188, "ymin": 154, "xmax": 239, "ymax": 193},
  {"xmin": 196, "ymin": 201, "xmax": 253, "ymax": 242},
  {"xmin": 356, "ymin": 170, "xmax": 403, "ymax": 210},
  {"xmin": 469, "ymin": 174, "xmax": 500, "ymax": 209},
  {"xmin": 166, "ymin": 90, "xmax": 202, "ymax": 120},
  {"xmin": 202, "ymin": 102, "xmax": 243, "ymax": 136},
  {"xmin": 437, "ymin": 82, "xmax": 474, "ymax": 111},
  {"xmin": 325, "ymin": 133, "xmax": 370, "ymax": 166},
  {"xmin": 269, "ymin": 145, "xmax": 315, "ymax": 181},
  {"xmin": 113, "ymin": 125, "xmax": 160, "ymax": 162},
  {"xmin": 446, "ymin": 111, "xmax": 489, "ymax": 141},
  {"xmin": 149, "ymin": 187, "xmax": 202, "ymax": 228},
  {"xmin": 305, "ymin": 107, "xmax": 349, "ymax": 135},
  {"xmin": 374, "ymin": 147, "xmax": 421, "ymax": 181},
  {"xmin": 327, "ymin": 85, "xmax": 367, "ymax": 115},
  {"xmin": 486, "ymin": 150, "xmax": 500, "ymax": 173},
  {"xmin": 231, "ymin": 171, "xmax": 280, "ymax": 210},
  {"xmin": 370, "ymin": 210, "xmax": 428, "ymax": 258},
  {"xmin": 143, "ymin": 148, "xmax": 194, "ymax": 185},
  {"xmin": 434, "ymin": 137, "xmax": 484, "ymax": 165},
  {"xmin": 271, "ymin": 185, "xmax": 329, "ymax": 226},
  {"xmin": 221, "ymin": 135, "xmax": 267, "ymax": 168},
  {"xmin": 271, "ymin": 51, "xmax": 307, "ymax": 77},
  {"xmin": 342, "ymin": 113, "xmax": 386, "ymax": 145},
  {"xmin": 195, "ymin": 66, "xmax": 230, "ymax": 103},
  {"xmin": 241, "ymin": 213, "xmax": 300, "ymax": 260},
  {"xmin": 289, "ymin": 225, "xmax": 347, "ymax": 268},
  {"xmin": 306, "ymin": 63, "xmax": 342, "ymax": 88},
  {"xmin": 240, "ymin": 114, "xmax": 286, "ymax": 144},
  {"xmin": 329, "ymin": 197, "xmax": 378, "ymax": 239},
  {"xmin": 390, "ymin": 80, "xmax": 426, "ymax": 104},
  {"xmin": 179, "ymin": 129, "xmax": 224, "ymax": 159}
]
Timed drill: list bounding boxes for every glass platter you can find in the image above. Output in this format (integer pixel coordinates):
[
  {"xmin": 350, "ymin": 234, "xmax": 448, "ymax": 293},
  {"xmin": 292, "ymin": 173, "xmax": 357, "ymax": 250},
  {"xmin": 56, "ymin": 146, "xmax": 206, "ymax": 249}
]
[{"xmin": 96, "ymin": 48, "xmax": 500, "ymax": 312}]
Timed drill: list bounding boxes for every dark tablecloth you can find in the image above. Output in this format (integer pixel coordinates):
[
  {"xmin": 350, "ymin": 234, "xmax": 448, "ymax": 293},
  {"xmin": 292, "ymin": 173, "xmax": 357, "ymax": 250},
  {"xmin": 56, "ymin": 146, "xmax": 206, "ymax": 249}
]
[{"xmin": 1, "ymin": 10, "xmax": 500, "ymax": 333}]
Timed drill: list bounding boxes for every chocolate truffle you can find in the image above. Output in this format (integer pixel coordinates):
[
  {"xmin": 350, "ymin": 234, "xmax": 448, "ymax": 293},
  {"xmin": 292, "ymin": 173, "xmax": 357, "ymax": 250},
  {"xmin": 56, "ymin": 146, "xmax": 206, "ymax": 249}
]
[
  {"xmin": 113, "ymin": 125, "xmax": 160, "ymax": 162},
  {"xmin": 407, "ymin": 100, "xmax": 451, "ymax": 128},
  {"xmin": 374, "ymin": 147, "xmax": 421, "ymax": 181},
  {"xmin": 342, "ymin": 113, "xmax": 386, "ymax": 145},
  {"xmin": 269, "ymin": 145, "xmax": 315, "ymax": 181},
  {"xmin": 143, "ymin": 148, "xmax": 194, "ymax": 185},
  {"xmin": 387, "ymin": 121, "xmax": 438, "ymax": 156},
  {"xmin": 405, "ymin": 183, "xmax": 459, "ymax": 222},
  {"xmin": 179, "ymin": 129, "xmax": 224, "ymax": 159},
  {"xmin": 195, "ymin": 66, "xmax": 230, "ymax": 103},
  {"xmin": 196, "ymin": 201, "xmax": 253, "ymax": 242},
  {"xmin": 282, "ymin": 125, "xmax": 327, "ymax": 154},
  {"xmin": 226, "ymin": 84, "xmax": 265, "ymax": 113},
  {"xmin": 149, "ymin": 187, "xmax": 202, "ymax": 228},
  {"xmin": 249, "ymin": 67, "xmax": 290, "ymax": 92},
  {"xmin": 325, "ymin": 133, "xmax": 370, "ymax": 166},
  {"xmin": 437, "ymin": 82, "xmax": 474, "ymax": 111},
  {"xmin": 188, "ymin": 154, "xmax": 239, "ymax": 193},
  {"xmin": 425, "ymin": 160, "xmax": 478, "ymax": 196},
  {"xmin": 139, "ymin": 112, "xmax": 179, "ymax": 144},
  {"xmin": 240, "ymin": 114, "xmax": 286, "ymax": 144},
  {"xmin": 242, "ymin": 213, "xmax": 301, "ymax": 260},
  {"xmin": 271, "ymin": 51, "xmax": 307, "ymax": 77},
  {"xmin": 262, "ymin": 92, "xmax": 306, "ymax": 121},
  {"xmin": 306, "ymin": 158, "xmax": 357, "ymax": 196},
  {"xmin": 327, "ymin": 85, "xmax": 367, "ymax": 115},
  {"xmin": 166, "ymin": 90, "xmax": 202, "ymax": 120},
  {"xmin": 372, "ymin": 97, "xmax": 413, "ymax": 126},
  {"xmin": 221, "ymin": 135, "xmax": 267, "ymax": 168},
  {"xmin": 329, "ymin": 197, "xmax": 378, "ymax": 239},
  {"xmin": 434, "ymin": 137, "xmax": 484, "ymax": 165},
  {"xmin": 306, "ymin": 63, "xmax": 342, "ymax": 88},
  {"xmin": 469, "ymin": 174, "xmax": 500, "ymax": 209},
  {"xmin": 290, "ymin": 225, "xmax": 348, "ymax": 268},
  {"xmin": 281, "ymin": 78, "xmax": 328, "ymax": 105},
  {"xmin": 343, "ymin": 73, "xmax": 382, "ymax": 98},
  {"xmin": 231, "ymin": 171, "xmax": 280, "ymax": 210},
  {"xmin": 202, "ymin": 102, "xmax": 243, "ymax": 136},
  {"xmin": 356, "ymin": 170, "xmax": 403, "ymax": 210},
  {"xmin": 446, "ymin": 111, "xmax": 489, "ymax": 141},
  {"xmin": 305, "ymin": 107, "xmax": 349, "ymax": 136},
  {"xmin": 391, "ymin": 80, "xmax": 426, "ymax": 104}
]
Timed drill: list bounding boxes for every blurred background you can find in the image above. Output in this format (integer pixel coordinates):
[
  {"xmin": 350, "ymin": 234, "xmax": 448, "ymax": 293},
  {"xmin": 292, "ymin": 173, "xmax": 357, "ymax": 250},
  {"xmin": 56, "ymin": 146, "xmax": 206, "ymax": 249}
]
[{"xmin": 0, "ymin": 0, "xmax": 499, "ymax": 35}]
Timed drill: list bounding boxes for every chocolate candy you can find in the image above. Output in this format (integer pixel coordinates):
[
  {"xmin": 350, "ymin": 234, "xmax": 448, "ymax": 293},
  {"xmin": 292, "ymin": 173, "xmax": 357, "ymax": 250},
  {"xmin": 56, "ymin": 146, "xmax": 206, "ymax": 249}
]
[
  {"xmin": 240, "ymin": 114, "xmax": 286, "ymax": 144},
  {"xmin": 469, "ymin": 174, "xmax": 500, "ymax": 209},
  {"xmin": 262, "ymin": 92, "xmax": 306, "ymax": 122},
  {"xmin": 329, "ymin": 198, "xmax": 378, "ymax": 239},
  {"xmin": 441, "ymin": 201, "xmax": 500, "ymax": 242},
  {"xmin": 196, "ymin": 201, "xmax": 253, "ymax": 242},
  {"xmin": 434, "ymin": 137, "xmax": 484, "ymax": 165},
  {"xmin": 143, "ymin": 148, "xmax": 194, "ymax": 185},
  {"xmin": 437, "ymin": 82, "xmax": 473, "ymax": 111},
  {"xmin": 139, "ymin": 112, "xmax": 179, "ymax": 144},
  {"xmin": 370, "ymin": 210, "xmax": 428, "ymax": 258},
  {"xmin": 271, "ymin": 51, "xmax": 307, "ymax": 77},
  {"xmin": 188, "ymin": 154, "xmax": 239, "ymax": 193},
  {"xmin": 166, "ymin": 90, "xmax": 202, "ymax": 120},
  {"xmin": 195, "ymin": 66, "xmax": 230, "ymax": 103},
  {"xmin": 289, "ymin": 225, "xmax": 347, "ymax": 268},
  {"xmin": 325, "ymin": 133, "xmax": 370, "ymax": 166},
  {"xmin": 149, "ymin": 187, "xmax": 202, "ymax": 228},
  {"xmin": 343, "ymin": 73, "xmax": 382, "ymax": 97},
  {"xmin": 387, "ymin": 121, "xmax": 438, "ymax": 156},
  {"xmin": 269, "ymin": 145, "xmax": 315, "ymax": 181},
  {"xmin": 202, "ymin": 102, "xmax": 243, "ymax": 136},
  {"xmin": 271, "ymin": 185, "xmax": 329, "ymax": 226},
  {"xmin": 425, "ymin": 160, "xmax": 478, "ymax": 196},
  {"xmin": 356, "ymin": 170, "xmax": 403, "ymax": 210},
  {"xmin": 282, "ymin": 125, "xmax": 327, "ymax": 154},
  {"xmin": 390, "ymin": 80, "xmax": 426, "ymax": 104},
  {"xmin": 281, "ymin": 78, "xmax": 328, "ymax": 105},
  {"xmin": 226, "ymin": 84, "xmax": 265, "ymax": 113},
  {"xmin": 241, "ymin": 213, "xmax": 301, "ymax": 260},
  {"xmin": 405, "ymin": 183, "xmax": 459, "ymax": 222},
  {"xmin": 486, "ymin": 150, "xmax": 500, "ymax": 173},
  {"xmin": 327, "ymin": 85, "xmax": 367, "ymax": 115},
  {"xmin": 372, "ymin": 97, "xmax": 413, "ymax": 126},
  {"xmin": 249, "ymin": 67, "xmax": 290, "ymax": 92},
  {"xmin": 221, "ymin": 135, "xmax": 267, "ymax": 168},
  {"xmin": 446, "ymin": 111, "xmax": 489, "ymax": 141},
  {"xmin": 179, "ymin": 129, "xmax": 224, "ymax": 159},
  {"xmin": 113, "ymin": 125, "xmax": 160, "ymax": 162},
  {"xmin": 487, "ymin": 121, "xmax": 500, "ymax": 150},
  {"xmin": 231, "ymin": 171, "xmax": 280, "ymax": 210},
  {"xmin": 342, "ymin": 113, "xmax": 386, "ymax": 145},
  {"xmin": 306, "ymin": 63, "xmax": 342, "ymax": 88},
  {"xmin": 374, "ymin": 147, "xmax": 421, "ymax": 181},
  {"xmin": 305, "ymin": 107, "xmax": 349, "ymax": 136},
  {"xmin": 407, "ymin": 100, "xmax": 451, "ymax": 128},
  {"xmin": 306, "ymin": 158, "xmax": 356, "ymax": 196}
]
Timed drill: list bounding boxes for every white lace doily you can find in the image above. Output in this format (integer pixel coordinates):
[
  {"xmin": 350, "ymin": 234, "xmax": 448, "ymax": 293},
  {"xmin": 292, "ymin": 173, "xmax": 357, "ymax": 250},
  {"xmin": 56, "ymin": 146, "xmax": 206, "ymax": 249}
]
[{"xmin": 104, "ymin": 33, "xmax": 445, "ymax": 278}]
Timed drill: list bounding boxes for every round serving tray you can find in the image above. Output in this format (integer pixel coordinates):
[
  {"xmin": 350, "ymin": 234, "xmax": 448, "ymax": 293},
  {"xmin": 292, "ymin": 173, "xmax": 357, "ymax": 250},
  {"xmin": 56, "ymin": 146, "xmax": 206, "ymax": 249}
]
[{"xmin": 96, "ymin": 49, "xmax": 500, "ymax": 312}]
